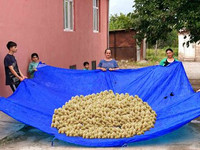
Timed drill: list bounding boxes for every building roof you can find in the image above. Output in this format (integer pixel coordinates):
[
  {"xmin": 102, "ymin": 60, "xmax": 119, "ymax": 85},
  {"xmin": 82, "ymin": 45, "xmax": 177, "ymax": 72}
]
[{"xmin": 109, "ymin": 28, "xmax": 135, "ymax": 33}]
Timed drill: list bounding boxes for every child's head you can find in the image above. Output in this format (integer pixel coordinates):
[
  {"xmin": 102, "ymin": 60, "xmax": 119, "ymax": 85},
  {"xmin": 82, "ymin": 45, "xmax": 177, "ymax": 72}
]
[
  {"xmin": 7, "ymin": 41, "xmax": 17, "ymax": 53},
  {"xmin": 83, "ymin": 61, "xmax": 89, "ymax": 70},
  {"xmin": 31, "ymin": 53, "xmax": 39, "ymax": 62}
]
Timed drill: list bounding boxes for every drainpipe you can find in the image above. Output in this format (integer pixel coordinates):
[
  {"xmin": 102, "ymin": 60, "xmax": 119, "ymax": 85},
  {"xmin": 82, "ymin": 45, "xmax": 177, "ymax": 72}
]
[
  {"xmin": 114, "ymin": 31, "xmax": 117, "ymax": 59},
  {"xmin": 107, "ymin": 0, "xmax": 110, "ymax": 48}
]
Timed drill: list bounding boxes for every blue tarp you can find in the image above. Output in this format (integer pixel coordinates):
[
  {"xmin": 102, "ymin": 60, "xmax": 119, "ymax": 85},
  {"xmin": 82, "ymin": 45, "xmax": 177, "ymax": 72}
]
[{"xmin": 0, "ymin": 61, "xmax": 200, "ymax": 147}]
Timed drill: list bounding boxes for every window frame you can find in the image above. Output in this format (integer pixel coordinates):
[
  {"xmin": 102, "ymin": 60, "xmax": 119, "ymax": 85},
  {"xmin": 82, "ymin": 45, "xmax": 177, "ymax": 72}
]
[
  {"xmin": 91, "ymin": 61, "xmax": 96, "ymax": 70},
  {"xmin": 93, "ymin": 0, "xmax": 100, "ymax": 33},
  {"xmin": 69, "ymin": 65, "xmax": 76, "ymax": 69},
  {"xmin": 64, "ymin": 0, "xmax": 74, "ymax": 32}
]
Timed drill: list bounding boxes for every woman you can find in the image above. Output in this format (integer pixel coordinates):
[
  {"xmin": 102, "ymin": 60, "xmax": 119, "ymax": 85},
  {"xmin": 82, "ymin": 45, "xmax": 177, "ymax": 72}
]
[
  {"xmin": 160, "ymin": 48, "xmax": 178, "ymax": 66},
  {"xmin": 97, "ymin": 49, "xmax": 119, "ymax": 71}
]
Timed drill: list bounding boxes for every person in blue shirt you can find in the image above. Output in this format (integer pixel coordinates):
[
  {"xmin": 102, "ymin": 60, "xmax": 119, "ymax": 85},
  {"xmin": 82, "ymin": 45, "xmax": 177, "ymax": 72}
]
[{"xmin": 97, "ymin": 49, "xmax": 119, "ymax": 71}]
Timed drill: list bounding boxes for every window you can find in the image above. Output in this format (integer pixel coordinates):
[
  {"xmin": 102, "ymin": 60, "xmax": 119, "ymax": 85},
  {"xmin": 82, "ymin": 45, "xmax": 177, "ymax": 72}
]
[
  {"xmin": 69, "ymin": 65, "xmax": 76, "ymax": 69},
  {"xmin": 92, "ymin": 61, "xmax": 96, "ymax": 70},
  {"xmin": 93, "ymin": 0, "xmax": 99, "ymax": 32},
  {"xmin": 64, "ymin": 0, "xmax": 74, "ymax": 31}
]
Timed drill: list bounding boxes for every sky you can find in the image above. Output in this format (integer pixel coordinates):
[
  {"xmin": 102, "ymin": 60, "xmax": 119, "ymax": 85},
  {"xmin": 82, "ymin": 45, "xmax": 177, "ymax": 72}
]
[{"xmin": 109, "ymin": 0, "xmax": 134, "ymax": 15}]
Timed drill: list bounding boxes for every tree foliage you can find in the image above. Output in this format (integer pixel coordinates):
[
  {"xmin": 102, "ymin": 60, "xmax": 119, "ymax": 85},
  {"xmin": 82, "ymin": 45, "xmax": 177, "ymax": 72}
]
[
  {"xmin": 133, "ymin": 0, "xmax": 200, "ymax": 45},
  {"xmin": 109, "ymin": 12, "xmax": 178, "ymax": 48},
  {"xmin": 148, "ymin": 30, "xmax": 178, "ymax": 48},
  {"xmin": 109, "ymin": 13, "xmax": 133, "ymax": 31}
]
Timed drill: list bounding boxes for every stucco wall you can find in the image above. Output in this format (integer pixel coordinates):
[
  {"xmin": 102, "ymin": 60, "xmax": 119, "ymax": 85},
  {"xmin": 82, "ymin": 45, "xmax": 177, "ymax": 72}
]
[
  {"xmin": 195, "ymin": 43, "xmax": 200, "ymax": 61},
  {"xmin": 0, "ymin": 0, "xmax": 108, "ymax": 97},
  {"xmin": 178, "ymin": 32, "xmax": 195, "ymax": 61}
]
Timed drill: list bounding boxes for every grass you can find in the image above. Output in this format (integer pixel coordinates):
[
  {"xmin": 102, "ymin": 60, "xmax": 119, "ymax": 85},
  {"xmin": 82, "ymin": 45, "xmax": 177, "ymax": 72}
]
[{"xmin": 118, "ymin": 48, "xmax": 178, "ymax": 69}]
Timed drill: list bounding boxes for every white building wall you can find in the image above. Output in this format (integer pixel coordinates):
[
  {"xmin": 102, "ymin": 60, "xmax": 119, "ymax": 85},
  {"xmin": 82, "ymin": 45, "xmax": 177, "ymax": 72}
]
[{"xmin": 178, "ymin": 33, "xmax": 195, "ymax": 61}]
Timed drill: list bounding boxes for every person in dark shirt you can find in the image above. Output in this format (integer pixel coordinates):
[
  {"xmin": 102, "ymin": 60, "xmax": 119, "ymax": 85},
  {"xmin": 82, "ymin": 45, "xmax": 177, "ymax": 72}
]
[{"xmin": 4, "ymin": 41, "xmax": 27, "ymax": 92}]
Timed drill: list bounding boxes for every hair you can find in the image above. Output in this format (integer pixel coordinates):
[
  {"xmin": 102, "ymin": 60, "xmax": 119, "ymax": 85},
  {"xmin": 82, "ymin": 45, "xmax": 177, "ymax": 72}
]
[
  {"xmin": 83, "ymin": 61, "xmax": 89, "ymax": 66},
  {"xmin": 166, "ymin": 48, "xmax": 173, "ymax": 53},
  {"xmin": 31, "ymin": 53, "xmax": 39, "ymax": 59},
  {"xmin": 104, "ymin": 48, "xmax": 112, "ymax": 54},
  {"xmin": 6, "ymin": 41, "xmax": 17, "ymax": 50}
]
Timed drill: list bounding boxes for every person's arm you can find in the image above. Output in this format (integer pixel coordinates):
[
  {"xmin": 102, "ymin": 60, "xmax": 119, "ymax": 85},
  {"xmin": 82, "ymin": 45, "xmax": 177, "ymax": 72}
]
[
  {"xmin": 8, "ymin": 66, "xmax": 24, "ymax": 81},
  {"xmin": 109, "ymin": 68, "xmax": 119, "ymax": 71},
  {"xmin": 97, "ymin": 67, "xmax": 107, "ymax": 71},
  {"xmin": 28, "ymin": 63, "xmax": 35, "ymax": 74},
  {"xmin": 159, "ymin": 58, "xmax": 166, "ymax": 66},
  {"xmin": 109, "ymin": 60, "xmax": 119, "ymax": 71},
  {"xmin": 97, "ymin": 60, "xmax": 107, "ymax": 71},
  {"xmin": 19, "ymin": 69, "xmax": 27, "ymax": 79}
]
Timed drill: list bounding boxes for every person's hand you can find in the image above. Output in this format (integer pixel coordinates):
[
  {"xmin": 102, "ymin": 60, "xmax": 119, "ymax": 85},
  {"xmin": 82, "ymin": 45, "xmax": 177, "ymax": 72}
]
[
  {"xmin": 109, "ymin": 68, "xmax": 119, "ymax": 71},
  {"xmin": 19, "ymin": 76, "xmax": 28, "ymax": 81},
  {"xmin": 196, "ymin": 89, "xmax": 200, "ymax": 92},
  {"xmin": 101, "ymin": 68, "xmax": 107, "ymax": 71},
  {"xmin": 34, "ymin": 68, "xmax": 37, "ymax": 71},
  {"xmin": 18, "ymin": 76, "xmax": 24, "ymax": 81}
]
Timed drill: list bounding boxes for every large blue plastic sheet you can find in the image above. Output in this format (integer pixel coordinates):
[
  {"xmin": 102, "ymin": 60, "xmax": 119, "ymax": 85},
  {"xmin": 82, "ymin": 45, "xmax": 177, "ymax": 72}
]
[{"xmin": 0, "ymin": 61, "xmax": 200, "ymax": 147}]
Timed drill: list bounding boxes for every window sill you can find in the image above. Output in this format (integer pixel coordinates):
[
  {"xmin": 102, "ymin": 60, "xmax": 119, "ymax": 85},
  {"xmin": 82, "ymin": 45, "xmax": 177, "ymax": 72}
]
[
  {"xmin": 64, "ymin": 29, "xmax": 74, "ymax": 32},
  {"xmin": 93, "ymin": 30, "xmax": 99, "ymax": 33}
]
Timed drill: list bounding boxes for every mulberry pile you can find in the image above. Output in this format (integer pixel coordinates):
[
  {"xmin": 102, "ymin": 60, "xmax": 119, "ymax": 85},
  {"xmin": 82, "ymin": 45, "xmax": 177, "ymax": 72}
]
[{"xmin": 51, "ymin": 90, "xmax": 157, "ymax": 139}]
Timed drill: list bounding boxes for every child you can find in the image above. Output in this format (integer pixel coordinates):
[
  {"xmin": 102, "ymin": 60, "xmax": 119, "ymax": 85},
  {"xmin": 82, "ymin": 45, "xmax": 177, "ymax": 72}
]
[
  {"xmin": 4, "ymin": 41, "xmax": 27, "ymax": 92},
  {"xmin": 83, "ymin": 61, "xmax": 89, "ymax": 70},
  {"xmin": 28, "ymin": 53, "xmax": 39, "ymax": 78}
]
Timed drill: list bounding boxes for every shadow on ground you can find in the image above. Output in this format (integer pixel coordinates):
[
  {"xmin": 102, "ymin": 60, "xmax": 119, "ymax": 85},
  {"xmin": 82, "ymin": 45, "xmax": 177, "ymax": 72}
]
[{"xmin": 1, "ymin": 121, "xmax": 200, "ymax": 149}]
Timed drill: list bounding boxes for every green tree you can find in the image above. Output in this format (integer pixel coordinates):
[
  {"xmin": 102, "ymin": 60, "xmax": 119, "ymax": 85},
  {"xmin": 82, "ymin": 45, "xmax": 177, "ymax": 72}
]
[
  {"xmin": 148, "ymin": 29, "xmax": 178, "ymax": 48},
  {"xmin": 133, "ymin": 0, "xmax": 200, "ymax": 46},
  {"xmin": 109, "ymin": 12, "xmax": 178, "ymax": 48},
  {"xmin": 109, "ymin": 13, "xmax": 133, "ymax": 30}
]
